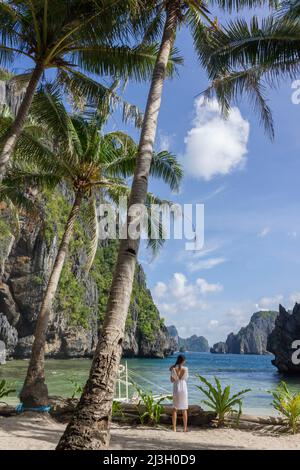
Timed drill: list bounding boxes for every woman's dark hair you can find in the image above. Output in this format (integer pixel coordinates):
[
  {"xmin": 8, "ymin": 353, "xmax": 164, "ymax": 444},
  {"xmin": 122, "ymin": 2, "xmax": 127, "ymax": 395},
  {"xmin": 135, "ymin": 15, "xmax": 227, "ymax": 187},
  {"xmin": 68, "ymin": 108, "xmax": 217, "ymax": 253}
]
[{"xmin": 170, "ymin": 354, "xmax": 185, "ymax": 370}]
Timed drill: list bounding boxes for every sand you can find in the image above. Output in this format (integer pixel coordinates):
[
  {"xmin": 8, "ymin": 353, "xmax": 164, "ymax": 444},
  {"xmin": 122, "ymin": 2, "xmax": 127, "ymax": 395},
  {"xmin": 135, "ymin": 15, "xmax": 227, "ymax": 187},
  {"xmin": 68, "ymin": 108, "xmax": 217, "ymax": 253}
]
[{"xmin": 0, "ymin": 413, "xmax": 300, "ymax": 450}]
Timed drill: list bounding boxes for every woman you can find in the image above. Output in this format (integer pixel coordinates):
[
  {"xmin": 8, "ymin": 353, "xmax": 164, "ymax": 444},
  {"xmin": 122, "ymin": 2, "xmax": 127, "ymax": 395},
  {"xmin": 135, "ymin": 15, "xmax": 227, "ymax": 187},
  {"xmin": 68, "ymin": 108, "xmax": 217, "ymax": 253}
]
[{"xmin": 170, "ymin": 354, "xmax": 188, "ymax": 432}]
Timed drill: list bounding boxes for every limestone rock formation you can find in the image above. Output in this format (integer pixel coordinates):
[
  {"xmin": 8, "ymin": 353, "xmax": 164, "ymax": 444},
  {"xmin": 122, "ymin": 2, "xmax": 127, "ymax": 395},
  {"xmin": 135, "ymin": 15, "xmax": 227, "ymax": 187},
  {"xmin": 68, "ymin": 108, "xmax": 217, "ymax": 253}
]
[
  {"xmin": 167, "ymin": 325, "xmax": 209, "ymax": 352},
  {"xmin": 211, "ymin": 311, "xmax": 278, "ymax": 355},
  {"xmin": 267, "ymin": 303, "xmax": 300, "ymax": 373},
  {"xmin": 0, "ymin": 190, "xmax": 175, "ymax": 359},
  {"xmin": 210, "ymin": 341, "xmax": 228, "ymax": 354}
]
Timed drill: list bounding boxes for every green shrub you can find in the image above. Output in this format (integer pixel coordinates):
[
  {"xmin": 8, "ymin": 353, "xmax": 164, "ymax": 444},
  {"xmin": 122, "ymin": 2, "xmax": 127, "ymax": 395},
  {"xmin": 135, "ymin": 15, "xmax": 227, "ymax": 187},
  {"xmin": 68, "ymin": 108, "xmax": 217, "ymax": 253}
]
[
  {"xmin": 112, "ymin": 400, "xmax": 124, "ymax": 419},
  {"xmin": 196, "ymin": 375, "xmax": 251, "ymax": 426},
  {"xmin": 67, "ymin": 377, "xmax": 84, "ymax": 398},
  {"xmin": 132, "ymin": 383, "xmax": 171, "ymax": 425},
  {"xmin": 270, "ymin": 381, "xmax": 300, "ymax": 434},
  {"xmin": 0, "ymin": 379, "xmax": 16, "ymax": 401}
]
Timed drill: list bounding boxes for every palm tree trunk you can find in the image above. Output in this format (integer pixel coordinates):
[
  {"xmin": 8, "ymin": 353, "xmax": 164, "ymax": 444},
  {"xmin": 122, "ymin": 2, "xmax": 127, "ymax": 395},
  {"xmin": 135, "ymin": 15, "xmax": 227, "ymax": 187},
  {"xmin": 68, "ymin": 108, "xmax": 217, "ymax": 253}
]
[
  {"xmin": 20, "ymin": 190, "xmax": 83, "ymax": 408},
  {"xmin": 56, "ymin": 2, "xmax": 178, "ymax": 451},
  {"xmin": 0, "ymin": 63, "xmax": 44, "ymax": 181}
]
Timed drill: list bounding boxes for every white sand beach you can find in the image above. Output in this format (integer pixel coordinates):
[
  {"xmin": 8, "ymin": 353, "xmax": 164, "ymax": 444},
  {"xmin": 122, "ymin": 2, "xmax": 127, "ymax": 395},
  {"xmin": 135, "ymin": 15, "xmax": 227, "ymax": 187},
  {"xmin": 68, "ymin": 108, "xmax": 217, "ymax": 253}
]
[{"xmin": 1, "ymin": 413, "xmax": 300, "ymax": 450}]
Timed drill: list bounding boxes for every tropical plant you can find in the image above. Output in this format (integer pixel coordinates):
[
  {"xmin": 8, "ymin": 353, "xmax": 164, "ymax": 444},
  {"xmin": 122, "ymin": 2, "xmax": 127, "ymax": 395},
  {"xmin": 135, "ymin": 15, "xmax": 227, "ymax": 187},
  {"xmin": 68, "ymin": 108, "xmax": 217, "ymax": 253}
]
[
  {"xmin": 270, "ymin": 381, "xmax": 300, "ymax": 434},
  {"xmin": 203, "ymin": 1, "xmax": 300, "ymax": 139},
  {"xmin": 112, "ymin": 400, "xmax": 124, "ymax": 419},
  {"xmin": 0, "ymin": 0, "xmax": 178, "ymax": 178},
  {"xmin": 4, "ymin": 84, "xmax": 182, "ymax": 408},
  {"xmin": 196, "ymin": 374, "xmax": 251, "ymax": 426},
  {"xmin": 57, "ymin": 0, "xmax": 266, "ymax": 450},
  {"xmin": 68, "ymin": 377, "xmax": 84, "ymax": 399},
  {"xmin": 0, "ymin": 379, "xmax": 16, "ymax": 402},
  {"xmin": 132, "ymin": 383, "xmax": 171, "ymax": 425}
]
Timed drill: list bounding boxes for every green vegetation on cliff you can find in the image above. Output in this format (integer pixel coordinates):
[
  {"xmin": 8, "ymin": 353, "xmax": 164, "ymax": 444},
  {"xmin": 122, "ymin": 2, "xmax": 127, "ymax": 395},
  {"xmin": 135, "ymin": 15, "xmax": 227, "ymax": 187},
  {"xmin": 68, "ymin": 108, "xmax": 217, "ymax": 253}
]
[
  {"xmin": 44, "ymin": 189, "xmax": 92, "ymax": 328},
  {"xmin": 44, "ymin": 188, "xmax": 163, "ymax": 339},
  {"xmin": 92, "ymin": 240, "xmax": 164, "ymax": 342}
]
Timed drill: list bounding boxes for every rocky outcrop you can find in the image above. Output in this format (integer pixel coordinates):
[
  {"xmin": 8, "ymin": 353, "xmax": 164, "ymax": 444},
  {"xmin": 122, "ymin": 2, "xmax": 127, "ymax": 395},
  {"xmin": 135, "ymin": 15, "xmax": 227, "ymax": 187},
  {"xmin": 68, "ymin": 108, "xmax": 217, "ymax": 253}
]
[
  {"xmin": 267, "ymin": 303, "xmax": 300, "ymax": 373},
  {"xmin": 167, "ymin": 325, "xmax": 179, "ymax": 346},
  {"xmin": 179, "ymin": 335, "xmax": 209, "ymax": 352},
  {"xmin": 210, "ymin": 341, "xmax": 228, "ymax": 354},
  {"xmin": 139, "ymin": 325, "xmax": 177, "ymax": 358},
  {"xmin": 211, "ymin": 311, "xmax": 278, "ymax": 355},
  {"xmin": 0, "ymin": 190, "xmax": 175, "ymax": 360},
  {"xmin": 167, "ymin": 325, "xmax": 209, "ymax": 352},
  {"xmin": 0, "ymin": 313, "xmax": 18, "ymax": 356}
]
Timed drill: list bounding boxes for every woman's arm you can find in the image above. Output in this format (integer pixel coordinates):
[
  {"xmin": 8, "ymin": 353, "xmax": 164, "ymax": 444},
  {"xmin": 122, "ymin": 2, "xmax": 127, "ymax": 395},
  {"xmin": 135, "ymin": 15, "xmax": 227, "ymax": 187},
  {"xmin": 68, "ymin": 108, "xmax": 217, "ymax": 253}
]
[{"xmin": 170, "ymin": 368, "xmax": 177, "ymax": 383}]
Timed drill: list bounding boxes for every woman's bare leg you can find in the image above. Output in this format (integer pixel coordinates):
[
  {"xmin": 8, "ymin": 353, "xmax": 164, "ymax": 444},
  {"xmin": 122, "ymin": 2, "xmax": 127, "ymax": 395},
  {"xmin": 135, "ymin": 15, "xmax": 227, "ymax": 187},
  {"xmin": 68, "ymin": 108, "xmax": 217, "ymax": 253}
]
[
  {"xmin": 172, "ymin": 409, "xmax": 177, "ymax": 432},
  {"xmin": 183, "ymin": 410, "xmax": 188, "ymax": 432}
]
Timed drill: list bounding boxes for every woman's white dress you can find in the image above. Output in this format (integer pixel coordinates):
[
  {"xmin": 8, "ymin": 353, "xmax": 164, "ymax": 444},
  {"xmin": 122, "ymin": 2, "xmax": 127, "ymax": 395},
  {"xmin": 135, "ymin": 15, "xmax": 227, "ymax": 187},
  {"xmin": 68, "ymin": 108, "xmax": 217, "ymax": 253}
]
[{"xmin": 171, "ymin": 366, "xmax": 188, "ymax": 410}]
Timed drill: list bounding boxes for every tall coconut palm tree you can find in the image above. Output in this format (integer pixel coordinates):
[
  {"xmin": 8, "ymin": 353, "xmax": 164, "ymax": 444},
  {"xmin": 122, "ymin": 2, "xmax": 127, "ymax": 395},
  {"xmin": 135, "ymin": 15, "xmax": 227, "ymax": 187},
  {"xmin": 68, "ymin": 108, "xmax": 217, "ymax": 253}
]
[
  {"xmin": 2, "ymin": 83, "xmax": 182, "ymax": 407},
  {"xmin": 0, "ymin": 0, "xmax": 179, "ymax": 179},
  {"xmin": 57, "ymin": 0, "xmax": 269, "ymax": 450}
]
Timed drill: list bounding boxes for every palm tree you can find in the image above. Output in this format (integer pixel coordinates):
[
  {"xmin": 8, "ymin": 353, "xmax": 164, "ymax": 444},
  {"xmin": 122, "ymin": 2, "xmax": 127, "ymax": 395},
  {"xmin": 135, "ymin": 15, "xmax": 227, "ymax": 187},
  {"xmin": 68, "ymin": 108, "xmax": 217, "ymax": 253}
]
[
  {"xmin": 200, "ymin": 2, "xmax": 300, "ymax": 138},
  {"xmin": 57, "ymin": 0, "xmax": 267, "ymax": 450},
  {"xmin": 0, "ymin": 0, "xmax": 178, "ymax": 179},
  {"xmin": 2, "ymin": 84, "xmax": 182, "ymax": 407}
]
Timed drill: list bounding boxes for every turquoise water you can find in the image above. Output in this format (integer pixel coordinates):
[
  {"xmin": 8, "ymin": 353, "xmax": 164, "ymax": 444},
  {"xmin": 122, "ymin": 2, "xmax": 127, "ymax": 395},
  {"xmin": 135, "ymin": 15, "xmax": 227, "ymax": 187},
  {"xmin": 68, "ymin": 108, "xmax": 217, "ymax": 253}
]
[{"xmin": 1, "ymin": 353, "xmax": 300, "ymax": 415}]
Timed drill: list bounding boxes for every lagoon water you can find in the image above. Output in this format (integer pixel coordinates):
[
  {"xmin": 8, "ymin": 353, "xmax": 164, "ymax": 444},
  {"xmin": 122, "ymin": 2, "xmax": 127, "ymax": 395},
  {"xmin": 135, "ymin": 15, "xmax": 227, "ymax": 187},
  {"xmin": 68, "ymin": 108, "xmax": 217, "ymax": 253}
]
[{"xmin": 2, "ymin": 352, "xmax": 300, "ymax": 415}]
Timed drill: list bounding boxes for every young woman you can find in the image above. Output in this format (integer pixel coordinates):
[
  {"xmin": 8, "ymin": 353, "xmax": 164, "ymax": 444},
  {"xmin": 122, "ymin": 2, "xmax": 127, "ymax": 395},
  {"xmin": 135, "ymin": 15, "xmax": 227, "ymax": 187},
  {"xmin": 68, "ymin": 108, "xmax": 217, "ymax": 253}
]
[{"xmin": 170, "ymin": 354, "xmax": 188, "ymax": 432}]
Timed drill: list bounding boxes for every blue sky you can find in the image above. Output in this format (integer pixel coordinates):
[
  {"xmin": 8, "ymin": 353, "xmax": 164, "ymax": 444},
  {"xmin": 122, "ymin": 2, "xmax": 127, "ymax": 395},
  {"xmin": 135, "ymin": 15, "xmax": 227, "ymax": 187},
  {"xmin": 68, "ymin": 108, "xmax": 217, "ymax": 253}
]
[
  {"xmin": 116, "ymin": 22, "xmax": 300, "ymax": 344},
  {"xmin": 12, "ymin": 7, "xmax": 300, "ymax": 345}
]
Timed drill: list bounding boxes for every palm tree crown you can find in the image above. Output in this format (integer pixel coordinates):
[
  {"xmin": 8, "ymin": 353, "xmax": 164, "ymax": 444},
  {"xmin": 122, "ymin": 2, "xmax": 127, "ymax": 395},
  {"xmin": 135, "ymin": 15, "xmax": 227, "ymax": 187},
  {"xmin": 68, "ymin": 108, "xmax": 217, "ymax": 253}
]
[
  {"xmin": 0, "ymin": 0, "xmax": 182, "ymax": 178},
  {"xmin": 1, "ymin": 0, "xmax": 167, "ymax": 86},
  {"xmin": 201, "ymin": 1, "xmax": 300, "ymax": 138},
  {"xmin": 3, "ymin": 83, "xmax": 183, "ymax": 253}
]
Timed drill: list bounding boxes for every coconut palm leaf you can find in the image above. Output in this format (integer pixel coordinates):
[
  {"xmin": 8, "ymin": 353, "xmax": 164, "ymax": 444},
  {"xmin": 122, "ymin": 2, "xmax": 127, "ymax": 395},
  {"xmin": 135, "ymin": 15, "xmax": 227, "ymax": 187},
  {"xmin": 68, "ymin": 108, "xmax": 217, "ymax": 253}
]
[
  {"xmin": 0, "ymin": 180, "xmax": 37, "ymax": 215},
  {"xmin": 104, "ymin": 148, "xmax": 183, "ymax": 192},
  {"xmin": 202, "ymin": 12, "xmax": 300, "ymax": 137},
  {"xmin": 0, "ymin": 0, "xmax": 185, "ymax": 180}
]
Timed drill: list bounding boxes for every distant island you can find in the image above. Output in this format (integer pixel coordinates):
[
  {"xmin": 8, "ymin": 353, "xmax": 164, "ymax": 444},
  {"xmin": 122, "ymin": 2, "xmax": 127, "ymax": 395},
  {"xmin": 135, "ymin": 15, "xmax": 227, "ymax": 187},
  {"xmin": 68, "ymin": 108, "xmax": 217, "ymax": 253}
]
[
  {"xmin": 211, "ymin": 310, "xmax": 278, "ymax": 355},
  {"xmin": 167, "ymin": 325, "xmax": 210, "ymax": 352}
]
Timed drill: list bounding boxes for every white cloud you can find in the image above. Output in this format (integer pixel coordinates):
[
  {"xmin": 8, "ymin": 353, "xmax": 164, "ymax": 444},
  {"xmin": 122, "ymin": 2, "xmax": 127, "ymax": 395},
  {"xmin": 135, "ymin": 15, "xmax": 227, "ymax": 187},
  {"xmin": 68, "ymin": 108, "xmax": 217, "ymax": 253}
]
[
  {"xmin": 258, "ymin": 227, "xmax": 270, "ymax": 238},
  {"xmin": 187, "ymin": 257, "xmax": 226, "ymax": 272},
  {"xmin": 158, "ymin": 132, "xmax": 173, "ymax": 152},
  {"xmin": 289, "ymin": 292, "xmax": 300, "ymax": 305},
  {"xmin": 202, "ymin": 184, "xmax": 227, "ymax": 201},
  {"xmin": 183, "ymin": 97, "xmax": 249, "ymax": 181},
  {"xmin": 169, "ymin": 273, "xmax": 190, "ymax": 298},
  {"xmin": 197, "ymin": 278, "xmax": 223, "ymax": 294},
  {"xmin": 256, "ymin": 294, "xmax": 283, "ymax": 310},
  {"xmin": 177, "ymin": 242, "xmax": 220, "ymax": 262},
  {"xmin": 153, "ymin": 281, "xmax": 167, "ymax": 299},
  {"xmin": 153, "ymin": 272, "xmax": 223, "ymax": 318}
]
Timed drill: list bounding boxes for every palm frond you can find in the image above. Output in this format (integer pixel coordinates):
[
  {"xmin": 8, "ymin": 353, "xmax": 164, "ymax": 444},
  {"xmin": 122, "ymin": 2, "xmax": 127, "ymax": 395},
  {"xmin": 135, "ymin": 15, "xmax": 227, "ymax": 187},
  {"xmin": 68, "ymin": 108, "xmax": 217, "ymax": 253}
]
[
  {"xmin": 208, "ymin": 0, "xmax": 278, "ymax": 12},
  {"xmin": 0, "ymin": 180, "xmax": 38, "ymax": 215},
  {"xmin": 151, "ymin": 151, "xmax": 183, "ymax": 192},
  {"xmin": 199, "ymin": 15, "xmax": 300, "ymax": 137},
  {"xmin": 70, "ymin": 42, "xmax": 182, "ymax": 82},
  {"xmin": 30, "ymin": 83, "xmax": 72, "ymax": 143}
]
